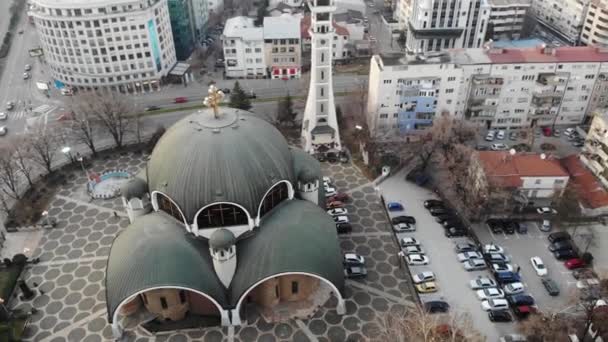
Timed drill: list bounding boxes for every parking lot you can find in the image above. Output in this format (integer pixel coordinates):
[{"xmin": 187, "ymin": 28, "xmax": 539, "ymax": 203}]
[
  {"xmin": 474, "ymin": 220, "xmax": 576, "ymax": 313},
  {"xmin": 379, "ymin": 171, "xmax": 516, "ymax": 341},
  {"xmin": 477, "ymin": 126, "xmax": 583, "ymax": 157}
]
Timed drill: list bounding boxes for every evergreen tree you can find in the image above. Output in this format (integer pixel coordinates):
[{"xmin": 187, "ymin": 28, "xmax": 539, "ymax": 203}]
[
  {"xmin": 277, "ymin": 92, "xmax": 296, "ymax": 126},
  {"xmin": 229, "ymin": 81, "xmax": 252, "ymax": 110}
]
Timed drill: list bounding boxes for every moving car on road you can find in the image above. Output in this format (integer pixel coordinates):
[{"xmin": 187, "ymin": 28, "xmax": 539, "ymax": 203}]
[
  {"xmin": 530, "ymin": 256, "xmax": 548, "ymax": 276},
  {"xmin": 5, "ymin": 102, "xmax": 14, "ymax": 111}
]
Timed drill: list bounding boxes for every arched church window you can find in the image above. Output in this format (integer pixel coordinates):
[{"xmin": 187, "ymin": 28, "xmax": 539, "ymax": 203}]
[
  {"xmin": 259, "ymin": 182, "xmax": 289, "ymax": 218},
  {"xmin": 157, "ymin": 193, "xmax": 184, "ymax": 223},
  {"xmin": 198, "ymin": 203, "xmax": 248, "ymax": 228}
]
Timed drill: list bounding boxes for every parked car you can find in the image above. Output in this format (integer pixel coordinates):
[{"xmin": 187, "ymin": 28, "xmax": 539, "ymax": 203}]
[
  {"xmin": 391, "ymin": 216, "xmax": 416, "ymax": 225},
  {"xmin": 413, "ymin": 271, "xmax": 435, "ymax": 284},
  {"xmin": 416, "ymin": 281, "xmax": 438, "ymax": 293},
  {"xmin": 174, "ymin": 96, "xmax": 188, "ymax": 103},
  {"xmin": 327, "ymin": 208, "xmax": 348, "ymax": 216},
  {"xmin": 496, "ymin": 130, "xmax": 506, "ymax": 140},
  {"xmin": 464, "ymin": 259, "xmax": 487, "ymax": 271},
  {"xmin": 5, "ymin": 102, "xmax": 14, "ymax": 111},
  {"xmin": 400, "ymin": 237, "xmax": 419, "ymax": 247},
  {"xmin": 221, "ymin": 87, "xmax": 230, "ymax": 93},
  {"xmin": 429, "ymin": 207, "xmax": 451, "ymax": 216},
  {"xmin": 343, "ymin": 253, "xmax": 365, "ymax": 266},
  {"xmin": 487, "ymin": 219, "xmax": 503, "ymax": 234},
  {"xmin": 553, "ymin": 249, "xmax": 578, "ymax": 260},
  {"xmin": 387, "ymin": 202, "xmax": 404, "ymax": 211},
  {"xmin": 0, "ymin": 126, "xmax": 6, "ymax": 136},
  {"xmin": 507, "ymin": 294, "xmax": 535, "ymax": 307},
  {"xmin": 548, "ymin": 231, "xmax": 571, "ymax": 243},
  {"xmin": 403, "ymin": 245, "xmax": 424, "ymax": 255},
  {"xmin": 512, "ymin": 305, "xmax": 537, "ymax": 320},
  {"xmin": 537, "ymin": 207, "xmax": 557, "ymax": 215},
  {"xmin": 328, "ymin": 193, "xmax": 349, "ymax": 202},
  {"xmin": 485, "ymin": 253, "xmax": 510, "ymax": 263},
  {"xmin": 435, "ymin": 214, "xmax": 458, "ymax": 224},
  {"xmin": 495, "ymin": 271, "xmax": 521, "ymax": 285},
  {"xmin": 336, "ymin": 222, "xmax": 352, "ymax": 234},
  {"xmin": 481, "ymin": 298, "xmax": 510, "ymax": 311},
  {"xmin": 324, "ymin": 187, "xmax": 337, "ymax": 198},
  {"xmin": 0, "ymin": 112, "xmax": 6, "ymax": 120},
  {"xmin": 516, "ymin": 222, "xmax": 528, "ymax": 234},
  {"xmin": 326, "ymin": 152, "xmax": 339, "ymax": 163},
  {"xmin": 549, "ymin": 240, "xmax": 574, "ymax": 252},
  {"xmin": 485, "ymin": 131, "xmax": 496, "ymax": 141},
  {"xmin": 458, "ymin": 251, "xmax": 483, "ymax": 262},
  {"xmin": 424, "ymin": 300, "xmax": 450, "ymax": 313},
  {"xmin": 424, "ymin": 199, "xmax": 444, "ymax": 208},
  {"xmin": 564, "ymin": 127, "xmax": 576, "ymax": 137},
  {"xmin": 22, "ymin": 72, "xmax": 30, "ymax": 79},
  {"xmin": 489, "ymin": 310, "xmax": 513, "ymax": 322},
  {"xmin": 339, "ymin": 151, "xmax": 349, "ymax": 163},
  {"xmin": 394, "ymin": 223, "xmax": 416, "ymax": 232},
  {"xmin": 477, "ymin": 287, "xmax": 505, "ymax": 300},
  {"xmin": 24, "ymin": 64, "xmax": 31, "ymax": 71},
  {"xmin": 326, "ymin": 201, "xmax": 344, "ymax": 209},
  {"xmin": 470, "ymin": 276, "xmax": 497, "ymax": 290},
  {"xmin": 503, "ymin": 282, "xmax": 525, "ymax": 295},
  {"xmin": 445, "ymin": 227, "xmax": 467, "ymax": 238},
  {"xmin": 333, "ymin": 215, "xmax": 349, "ymax": 224},
  {"xmin": 491, "ymin": 143, "xmax": 509, "ymax": 151},
  {"xmin": 344, "ymin": 265, "xmax": 367, "ymax": 279},
  {"xmin": 484, "ymin": 244, "xmax": 504, "ymax": 254},
  {"xmin": 502, "ymin": 221, "xmax": 516, "ymax": 234},
  {"xmin": 542, "ymin": 278, "xmax": 560, "ymax": 296},
  {"xmin": 530, "ymin": 257, "xmax": 548, "ymax": 276},
  {"xmin": 540, "ymin": 220, "xmax": 552, "ymax": 232},
  {"xmin": 406, "ymin": 254, "xmax": 429, "ymax": 265},
  {"xmin": 492, "ymin": 262, "xmax": 514, "ymax": 273},
  {"xmin": 455, "ymin": 242, "xmax": 478, "ymax": 253}
]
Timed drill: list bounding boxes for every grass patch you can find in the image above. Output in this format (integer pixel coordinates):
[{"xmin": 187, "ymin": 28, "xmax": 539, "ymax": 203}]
[
  {"xmin": 0, "ymin": 263, "xmax": 25, "ymax": 301},
  {"xmin": 0, "ymin": 316, "xmax": 30, "ymax": 342}
]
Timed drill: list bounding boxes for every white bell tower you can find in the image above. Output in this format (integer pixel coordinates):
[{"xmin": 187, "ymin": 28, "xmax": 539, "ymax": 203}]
[{"xmin": 301, "ymin": 0, "xmax": 342, "ymax": 154}]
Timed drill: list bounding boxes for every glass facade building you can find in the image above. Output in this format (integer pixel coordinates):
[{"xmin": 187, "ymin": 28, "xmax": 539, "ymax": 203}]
[{"xmin": 168, "ymin": 0, "xmax": 195, "ymax": 60}]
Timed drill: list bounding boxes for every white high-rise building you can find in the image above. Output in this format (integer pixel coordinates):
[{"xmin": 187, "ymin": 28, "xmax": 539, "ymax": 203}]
[
  {"xmin": 581, "ymin": 0, "xmax": 608, "ymax": 47},
  {"xmin": 222, "ymin": 17, "xmax": 266, "ymax": 78},
  {"xmin": 302, "ymin": 0, "xmax": 342, "ymax": 153},
  {"xmin": 28, "ymin": 0, "xmax": 177, "ymax": 92},
  {"xmin": 530, "ymin": 0, "xmax": 590, "ymax": 45},
  {"xmin": 406, "ymin": 0, "xmax": 491, "ymax": 53}
]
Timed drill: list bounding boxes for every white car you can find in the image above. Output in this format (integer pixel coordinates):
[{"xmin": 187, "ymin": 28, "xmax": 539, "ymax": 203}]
[
  {"xmin": 403, "ymin": 245, "xmax": 424, "ymax": 255},
  {"xmin": 464, "ymin": 259, "xmax": 487, "ymax": 271},
  {"xmin": 530, "ymin": 256, "xmax": 548, "ymax": 276},
  {"xmin": 406, "ymin": 254, "xmax": 429, "ymax": 265},
  {"xmin": 327, "ymin": 208, "xmax": 348, "ymax": 216},
  {"xmin": 457, "ymin": 251, "xmax": 483, "ymax": 262},
  {"xmin": 476, "ymin": 288, "xmax": 505, "ymax": 300},
  {"xmin": 470, "ymin": 276, "xmax": 497, "ymax": 290},
  {"xmin": 333, "ymin": 215, "xmax": 349, "ymax": 224},
  {"xmin": 496, "ymin": 130, "xmax": 506, "ymax": 140},
  {"xmin": 492, "ymin": 263, "xmax": 513, "ymax": 273},
  {"xmin": 481, "ymin": 298, "xmax": 509, "ymax": 311},
  {"xmin": 485, "ymin": 130, "xmax": 495, "ymax": 141},
  {"xmin": 0, "ymin": 126, "xmax": 6, "ymax": 136},
  {"xmin": 393, "ymin": 222, "xmax": 415, "ymax": 232},
  {"xmin": 564, "ymin": 127, "xmax": 576, "ymax": 137},
  {"xmin": 491, "ymin": 143, "xmax": 509, "ymax": 151},
  {"xmin": 322, "ymin": 176, "xmax": 332, "ymax": 183},
  {"xmin": 541, "ymin": 219, "xmax": 552, "ymax": 232},
  {"xmin": 537, "ymin": 207, "xmax": 557, "ymax": 215},
  {"xmin": 412, "ymin": 271, "xmax": 435, "ymax": 284},
  {"xmin": 0, "ymin": 112, "xmax": 6, "ymax": 120},
  {"xmin": 400, "ymin": 237, "xmax": 419, "ymax": 247},
  {"xmin": 344, "ymin": 253, "xmax": 365, "ymax": 265},
  {"xmin": 503, "ymin": 282, "xmax": 525, "ymax": 295},
  {"xmin": 483, "ymin": 244, "xmax": 504, "ymax": 254},
  {"xmin": 24, "ymin": 64, "xmax": 31, "ymax": 71},
  {"xmin": 324, "ymin": 187, "xmax": 337, "ymax": 197}
]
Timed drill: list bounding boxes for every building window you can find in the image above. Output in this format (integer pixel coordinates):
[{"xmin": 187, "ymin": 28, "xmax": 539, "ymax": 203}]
[
  {"xmin": 291, "ymin": 281, "xmax": 299, "ymax": 294},
  {"xmin": 555, "ymin": 179, "xmax": 565, "ymax": 185},
  {"xmin": 141, "ymin": 293, "xmax": 148, "ymax": 305},
  {"xmin": 179, "ymin": 290, "xmax": 186, "ymax": 304},
  {"xmin": 259, "ymin": 182, "xmax": 289, "ymax": 217},
  {"xmin": 535, "ymin": 179, "xmax": 542, "ymax": 185},
  {"xmin": 160, "ymin": 297, "xmax": 168, "ymax": 309},
  {"xmin": 157, "ymin": 193, "xmax": 184, "ymax": 223},
  {"xmin": 198, "ymin": 203, "xmax": 248, "ymax": 228},
  {"xmin": 275, "ymin": 285, "xmax": 279, "ymax": 298}
]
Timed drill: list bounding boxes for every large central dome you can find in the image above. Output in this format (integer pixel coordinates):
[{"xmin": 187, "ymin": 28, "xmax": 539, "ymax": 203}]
[{"xmin": 147, "ymin": 108, "xmax": 295, "ymax": 221}]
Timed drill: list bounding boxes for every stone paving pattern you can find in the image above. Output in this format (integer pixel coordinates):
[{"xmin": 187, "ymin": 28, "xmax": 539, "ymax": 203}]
[{"xmin": 9, "ymin": 152, "xmax": 414, "ymax": 342}]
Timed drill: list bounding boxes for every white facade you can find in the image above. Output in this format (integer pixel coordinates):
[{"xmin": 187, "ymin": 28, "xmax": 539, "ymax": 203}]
[
  {"xmin": 302, "ymin": 0, "xmax": 342, "ymax": 153},
  {"xmin": 488, "ymin": 0, "xmax": 530, "ymax": 40},
  {"xmin": 29, "ymin": 0, "xmax": 177, "ymax": 92},
  {"xmin": 582, "ymin": 111, "xmax": 608, "ymax": 189},
  {"xmin": 394, "ymin": 0, "xmax": 413, "ymax": 30},
  {"xmin": 208, "ymin": 0, "xmax": 224, "ymax": 13},
  {"xmin": 531, "ymin": 0, "xmax": 590, "ymax": 45},
  {"xmin": 222, "ymin": 17, "xmax": 266, "ymax": 78},
  {"xmin": 519, "ymin": 176, "xmax": 570, "ymax": 198},
  {"xmin": 264, "ymin": 15, "xmax": 302, "ymax": 79},
  {"xmin": 191, "ymin": 0, "xmax": 209, "ymax": 40},
  {"xmin": 582, "ymin": 0, "xmax": 608, "ymax": 47},
  {"xmin": 406, "ymin": 0, "xmax": 491, "ymax": 53},
  {"xmin": 367, "ymin": 45, "xmax": 608, "ymax": 139}
]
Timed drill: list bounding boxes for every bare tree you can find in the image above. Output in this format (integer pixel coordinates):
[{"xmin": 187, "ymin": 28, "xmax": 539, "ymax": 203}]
[
  {"xmin": 373, "ymin": 305, "xmax": 484, "ymax": 342},
  {"xmin": 518, "ymin": 312, "xmax": 573, "ymax": 342},
  {"xmin": 76, "ymin": 91, "xmax": 134, "ymax": 149},
  {"xmin": 0, "ymin": 147, "xmax": 22, "ymax": 199},
  {"xmin": 9, "ymin": 136, "xmax": 35, "ymax": 188},
  {"xmin": 68, "ymin": 98, "xmax": 101, "ymax": 156},
  {"xmin": 27, "ymin": 124, "xmax": 59, "ymax": 174}
]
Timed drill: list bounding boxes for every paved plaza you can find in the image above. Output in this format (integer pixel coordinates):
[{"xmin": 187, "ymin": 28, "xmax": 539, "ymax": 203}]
[{"xmin": 8, "ymin": 152, "xmax": 415, "ymax": 342}]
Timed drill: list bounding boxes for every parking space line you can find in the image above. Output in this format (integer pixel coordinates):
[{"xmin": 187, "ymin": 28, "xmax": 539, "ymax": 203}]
[{"xmin": 486, "ymin": 224, "xmax": 497, "ymax": 240}]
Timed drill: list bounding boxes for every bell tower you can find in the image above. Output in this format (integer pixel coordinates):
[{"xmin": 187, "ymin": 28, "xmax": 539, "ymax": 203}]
[{"xmin": 301, "ymin": 0, "xmax": 341, "ymax": 154}]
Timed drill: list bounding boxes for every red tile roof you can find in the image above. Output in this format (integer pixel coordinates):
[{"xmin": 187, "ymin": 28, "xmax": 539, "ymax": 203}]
[
  {"xmin": 487, "ymin": 46, "xmax": 608, "ymax": 64},
  {"xmin": 300, "ymin": 15, "xmax": 349, "ymax": 39},
  {"xmin": 478, "ymin": 152, "xmax": 569, "ymax": 188},
  {"xmin": 561, "ymin": 155, "xmax": 608, "ymax": 209}
]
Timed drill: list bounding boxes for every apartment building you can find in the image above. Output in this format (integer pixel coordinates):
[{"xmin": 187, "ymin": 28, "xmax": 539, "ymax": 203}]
[
  {"xmin": 222, "ymin": 17, "xmax": 266, "ymax": 78},
  {"xmin": 367, "ymin": 45, "xmax": 608, "ymax": 139},
  {"xmin": 530, "ymin": 0, "xmax": 590, "ymax": 45},
  {"xmin": 301, "ymin": 16, "xmax": 351, "ymax": 60},
  {"xmin": 581, "ymin": 110, "xmax": 608, "ymax": 188},
  {"xmin": 581, "ymin": 0, "xmax": 608, "ymax": 47},
  {"xmin": 405, "ymin": 0, "xmax": 491, "ymax": 53},
  {"xmin": 29, "ymin": 0, "xmax": 177, "ymax": 92},
  {"xmin": 487, "ymin": 0, "xmax": 530, "ymax": 40},
  {"xmin": 263, "ymin": 16, "xmax": 302, "ymax": 79}
]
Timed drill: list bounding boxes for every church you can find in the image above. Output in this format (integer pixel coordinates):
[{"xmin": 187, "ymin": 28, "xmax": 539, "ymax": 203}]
[{"xmin": 105, "ymin": 105, "xmax": 345, "ymax": 337}]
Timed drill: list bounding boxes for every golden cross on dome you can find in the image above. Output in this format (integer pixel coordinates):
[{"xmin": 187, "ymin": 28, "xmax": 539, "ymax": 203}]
[{"xmin": 203, "ymin": 84, "xmax": 225, "ymax": 119}]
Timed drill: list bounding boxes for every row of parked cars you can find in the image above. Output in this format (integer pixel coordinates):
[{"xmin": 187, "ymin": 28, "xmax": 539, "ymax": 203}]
[
  {"xmin": 323, "ymin": 177, "xmax": 352, "ymax": 234},
  {"xmin": 423, "ymin": 200, "xmax": 468, "ymax": 238}
]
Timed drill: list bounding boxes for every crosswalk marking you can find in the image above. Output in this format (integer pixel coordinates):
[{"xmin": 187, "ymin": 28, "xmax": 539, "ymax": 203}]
[{"xmin": 7, "ymin": 111, "xmax": 28, "ymax": 120}]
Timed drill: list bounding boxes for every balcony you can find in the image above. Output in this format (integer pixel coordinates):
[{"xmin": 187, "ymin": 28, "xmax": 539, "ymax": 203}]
[
  {"xmin": 536, "ymin": 73, "xmax": 566, "ymax": 85},
  {"xmin": 532, "ymin": 89, "xmax": 564, "ymax": 98},
  {"xmin": 472, "ymin": 75, "xmax": 504, "ymax": 86}
]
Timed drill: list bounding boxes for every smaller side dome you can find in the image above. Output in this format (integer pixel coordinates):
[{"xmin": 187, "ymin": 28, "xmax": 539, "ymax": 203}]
[
  {"xmin": 209, "ymin": 229, "xmax": 236, "ymax": 250},
  {"xmin": 121, "ymin": 177, "xmax": 149, "ymax": 200},
  {"xmin": 297, "ymin": 167, "xmax": 318, "ymax": 184}
]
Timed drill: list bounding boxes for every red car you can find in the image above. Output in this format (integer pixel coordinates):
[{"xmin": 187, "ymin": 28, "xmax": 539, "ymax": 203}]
[
  {"xmin": 328, "ymin": 193, "xmax": 349, "ymax": 202},
  {"xmin": 174, "ymin": 97, "xmax": 188, "ymax": 103},
  {"xmin": 326, "ymin": 201, "xmax": 344, "ymax": 209},
  {"xmin": 565, "ymin": 258, "xmax": 586, "ymax": 270}
]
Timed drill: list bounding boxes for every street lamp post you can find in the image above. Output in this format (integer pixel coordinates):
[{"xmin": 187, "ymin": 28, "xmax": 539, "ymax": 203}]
[
  {"xmin": 75, "ymin": 152, "xmax": 87, "ymax": 180},
  {"xmin": 61, "ymin": 146, "xmax": 74, "ymax": 164}
]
